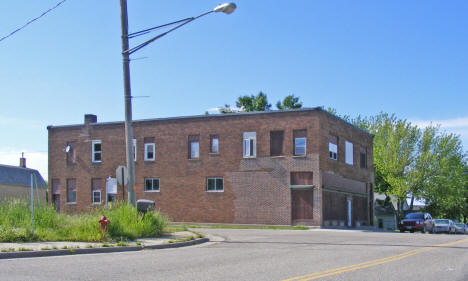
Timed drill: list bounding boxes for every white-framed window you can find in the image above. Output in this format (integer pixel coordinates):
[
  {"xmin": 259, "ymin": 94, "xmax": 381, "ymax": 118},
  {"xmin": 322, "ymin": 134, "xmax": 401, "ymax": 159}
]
[
  {"xmin": 92, "ymin": 140, "xmax": 102, "ymax": 163},
  {"xmin": 92, "ymin": 190, "xmax": 101, "ymax": 204},
  {"xmin": 329, "ymin": 143, "xmax": 338, "ymax": 160},
  {"xmin": 188, "ymin": 135, "xmax": 200, "ymax": 159},
  {"xmin": 243, "ymin": 132, "xmax": 256, "ymax": 158},
  {"xmin": 132, "ymin": 139, "xmax": 137, "ymax": 162},
  {"xmin": 329, "ymin": 135, "xmax": 338, "ymax": 160},
  {"xmin": 293, "ymin": 129, "xmax": 307, "ymax": 156},
  {"xmin": 345, "ymin": 141, "xmax": 353, "ymax": 165},
  {"xmin": 210, "ymin": 135, "xmax": 219, "ymax": 153},
  {"xmin": 144, "ymin": 143, "xmax": 155, "ymax": 161},
  {"xmin": 206, "ymin": 177, "xmax": 224, "ymax": 192},
  {"xmin": 294, "ymin": 137, "xmax": 306, "ymax": 155},
  {"xmin": 145, "ymin": 178, "xmax": 160, "ymax": 192}
]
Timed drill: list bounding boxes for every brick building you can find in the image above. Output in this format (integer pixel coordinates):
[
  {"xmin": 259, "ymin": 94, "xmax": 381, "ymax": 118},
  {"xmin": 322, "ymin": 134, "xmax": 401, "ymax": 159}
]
[{"xmin": 47, "ymin": 108, "xmax": 374, "ymax": 226}]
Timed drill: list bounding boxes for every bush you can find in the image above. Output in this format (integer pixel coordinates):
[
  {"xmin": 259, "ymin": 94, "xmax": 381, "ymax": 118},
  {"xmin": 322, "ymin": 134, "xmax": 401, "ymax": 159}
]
[{"xmin": 0, "ymin": 200, "xmax": 167, "ymax": 242}]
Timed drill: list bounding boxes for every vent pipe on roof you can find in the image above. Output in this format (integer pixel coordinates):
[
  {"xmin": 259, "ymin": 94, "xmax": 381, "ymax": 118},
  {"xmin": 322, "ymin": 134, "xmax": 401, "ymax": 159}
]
[{"xmin": 20, "ymin": 152, "xmax": 26, "ymax": 168}]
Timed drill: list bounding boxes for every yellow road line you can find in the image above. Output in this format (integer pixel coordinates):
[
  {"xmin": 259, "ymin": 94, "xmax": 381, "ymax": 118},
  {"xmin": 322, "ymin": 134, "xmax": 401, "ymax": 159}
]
[{"xmin": 281, "ymin": 238, "xmax": 468, "ymax": 281}]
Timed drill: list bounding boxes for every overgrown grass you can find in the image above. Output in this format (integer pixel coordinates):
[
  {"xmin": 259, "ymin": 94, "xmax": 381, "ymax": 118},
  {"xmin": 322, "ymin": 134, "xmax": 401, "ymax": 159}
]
[
  {"xmin": 181, "ymin": 224, "xmax": 309, "ymax": 230},
  {"xmin": 0, "ymin": 200, "xmax": 168, "ymax": 242}
]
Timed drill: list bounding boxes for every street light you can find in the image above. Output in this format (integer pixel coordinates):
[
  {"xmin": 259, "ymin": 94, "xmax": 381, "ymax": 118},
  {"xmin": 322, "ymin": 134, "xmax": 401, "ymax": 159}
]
[{"xmin": 119, "ymin": 1, "xmax": 236, "ymax": 206}]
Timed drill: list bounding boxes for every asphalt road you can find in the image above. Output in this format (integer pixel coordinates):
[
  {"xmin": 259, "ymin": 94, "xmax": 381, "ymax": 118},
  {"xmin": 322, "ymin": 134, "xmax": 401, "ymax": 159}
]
[{"xmin": 0, "ymin": 229, "xmax": 466, "ymax": 281}]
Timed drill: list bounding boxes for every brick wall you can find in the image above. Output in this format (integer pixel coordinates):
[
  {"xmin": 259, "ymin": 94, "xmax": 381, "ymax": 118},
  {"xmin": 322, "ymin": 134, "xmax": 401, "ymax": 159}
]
[{"xmin": 48, "ymin": 108, "xmax": 373, "ymax": 226}]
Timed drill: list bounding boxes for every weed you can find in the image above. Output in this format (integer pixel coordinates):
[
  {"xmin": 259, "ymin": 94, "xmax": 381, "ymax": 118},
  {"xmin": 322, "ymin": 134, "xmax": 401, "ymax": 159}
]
[
  {"xmin": 40, "ymin": 247, "xmax": 51, "ymax": 251},
  {"xmin": 61, "ymin": 246, "xmax": 68, "ymax": 249},
  {"xmin": 135, "ymin": 241, "xmax": 141, "ymax": 246},
  {"xmin": 116, "ymin": 241, "xmax": 128, "ymax": 247},
  {"xmin": 101, "ymin": 243, "xmax": 110, "ymax": 247},
  {"xmin": 18, "ymin": 247, "xmax": 32, "ymax": 252},
  {"xmin": 86, "ymin": 245, "xmax": 93, "ymax": 248}
]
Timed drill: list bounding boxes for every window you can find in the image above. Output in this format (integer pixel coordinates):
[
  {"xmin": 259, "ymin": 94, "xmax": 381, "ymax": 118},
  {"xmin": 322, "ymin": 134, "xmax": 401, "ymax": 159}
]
[
  {"xmin": 210, "ymin": 135, "xmax": 219, "ymax": 153},
  {"xmin": 270, "ymin": 131, "xmax": 284, "ymax": 156},
  {"xmin": 92, "ymin": 140, "xmax": 102, "ymax": 162},
  {"xmin": 329, "ymin": 135, "xmax": 338, "ymax": 160},
  {"xmin": 243, "ymin": 132, "xmax": 256, "ymax": 158},
  {"xmin": 66, "ymin": 141, "xmax": 76, "ymax": 165},
  {"xmin": 91, "ymin": 178, "xmax": 102, "ymax": 204},
  {"xmin": 206, "ymin": 177, "xmax": 224, "ymax": 192},
  {"xmin": 360, "ymin": 147, "xmax": 367, "ymax": 168},
  {"xmin": 133, "ymin": 139, "xmax": 137, "ymax": 162},
  {"xmin": 188, "ymin": 135, "xmax": 200, "ymax": 159},
  {"xmin": 293, "ymin": 129, "xmax": 307, "ymax": 156},
  {"xmin": 145, "ymin": 178, "xmax": 160, "ymax": 192},
  {"xmin": 144, "ymin": 143, "xmax": 155, "ymax": 161},
  {"xmin": 66, "ymin": 179, "xmax": 76, "ymax": 203},
  {"xmin": 345, "ymin": 141, "xmax": 353, "ymax": 165}
]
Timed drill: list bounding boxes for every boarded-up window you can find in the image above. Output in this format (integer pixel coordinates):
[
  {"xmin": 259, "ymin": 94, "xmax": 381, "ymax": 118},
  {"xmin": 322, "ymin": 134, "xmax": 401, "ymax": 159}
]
[
  {"xmin": 360, "ymin": 147, "xmax": 367, "ymax": 168},
  {"xmin": 66, "ymin": 179, "xmax": 76, "ymax": 203},
  {"xmin": 290, "ymin": 172, "xmax": 313, "ymax": 186},
  {"xmin": 293, "ymin": 130, "xmax": 307, "ymax": 155},
  {"xmin": 66, "ymin": 142, "xmax": 76, "ymax": 165},
  {"xmin": 210, "ymin": 134, "xmax": 219, "ymax": 153},
  {"xmin": 329, "ymin": 135, "xmax": 338, "ymax": 160},
  {"xmin": 188, "ymin": 135, "xmax": 200, "ymax": 159},
  {"xmin": 270, "ymin": 131, "xmax": 284, "ymax": 156},
  {"xmin": 52, "ymin": 179, "xmax": 60, "ymax": 195}
]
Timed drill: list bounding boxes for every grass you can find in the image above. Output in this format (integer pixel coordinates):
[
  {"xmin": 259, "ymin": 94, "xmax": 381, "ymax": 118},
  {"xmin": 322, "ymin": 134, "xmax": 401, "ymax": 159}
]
[
  {"xmin": 0, "ymin": 200, "xmax": 168, "ymax": 243},
  {"xmin": 18, "ymin": 247, "xmax": 32, "ymax": 252},
  {"xmin": 164, "ymin": 224, "xmax": 188, "ymax": 233},
  {"xmin": 179, "ymin": 224, "xmax": 309, "ymax": 230}
]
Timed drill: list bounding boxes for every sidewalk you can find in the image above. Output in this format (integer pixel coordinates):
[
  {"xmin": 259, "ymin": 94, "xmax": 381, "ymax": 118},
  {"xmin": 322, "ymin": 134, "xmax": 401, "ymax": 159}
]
[{"xmin": 0, "ymin": 231, "xmax": 208, "ymax": 259}]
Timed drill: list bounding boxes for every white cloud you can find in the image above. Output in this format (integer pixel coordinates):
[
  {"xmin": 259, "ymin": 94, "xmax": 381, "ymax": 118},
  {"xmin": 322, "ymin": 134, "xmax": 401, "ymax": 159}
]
[
  {"xmin": 0, "ymin": 150, "xmax": 48, "ymax": 179},
  {"xmin": 410, "ymin": 116, "xmax": 468, "ymax": 151},
  {"xmin": 410, "ymin": 116, "xmax": 468, "ymax": 129}
]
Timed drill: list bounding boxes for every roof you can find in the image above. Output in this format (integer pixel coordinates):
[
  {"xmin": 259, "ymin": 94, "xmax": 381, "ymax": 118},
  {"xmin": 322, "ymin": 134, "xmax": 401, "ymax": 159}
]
[
  {"xmin": 0, "ymin": 164, "xmax": 47, "ymax": 188},
  {"xmin": 47, "ymin": 107, "xmax": 373, "ymax": 137}
]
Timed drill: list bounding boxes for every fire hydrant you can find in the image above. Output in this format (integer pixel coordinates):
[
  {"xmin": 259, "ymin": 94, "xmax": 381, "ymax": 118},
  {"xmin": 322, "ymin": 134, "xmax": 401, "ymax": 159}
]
[{"xmin": 99, "ymin": 216, "xmax": 110, "ymax": 239}]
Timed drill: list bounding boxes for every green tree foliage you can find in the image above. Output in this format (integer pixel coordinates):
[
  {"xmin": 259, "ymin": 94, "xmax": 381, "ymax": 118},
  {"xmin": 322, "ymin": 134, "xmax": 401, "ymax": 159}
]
[
  {"xmin": 327, "ymin": 108, "xmax": 468, "ymax": 219},
  {"xmin": 236, "ymin": 91, "xmax": 271, "ymax": 112},
  {"xmin": 276, "ymin": 94, "xmax": 303, "ymax": 110}
]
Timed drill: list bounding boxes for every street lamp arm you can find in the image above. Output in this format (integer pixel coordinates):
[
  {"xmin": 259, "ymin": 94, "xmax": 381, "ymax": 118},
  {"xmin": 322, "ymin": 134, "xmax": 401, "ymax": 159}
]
[
  {"xmin": 124, "ymin": 10, "xmax": 213, "ymax": 55},
  {"xmin": 128, "ymin": 17, "xmax": 193, "ymax": 39}
]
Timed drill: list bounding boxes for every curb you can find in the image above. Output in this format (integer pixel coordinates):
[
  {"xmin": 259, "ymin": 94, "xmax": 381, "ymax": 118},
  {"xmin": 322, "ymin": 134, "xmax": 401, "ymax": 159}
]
[{"xmin": 0, "ymin": 237, "xmax": 209, "ymax": 260}]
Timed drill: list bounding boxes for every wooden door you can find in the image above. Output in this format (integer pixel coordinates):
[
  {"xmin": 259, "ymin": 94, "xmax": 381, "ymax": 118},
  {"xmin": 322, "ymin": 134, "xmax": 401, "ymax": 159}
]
[{"xmin": 292, "ymin": 189, "xmax": 314, "ymax": 222}]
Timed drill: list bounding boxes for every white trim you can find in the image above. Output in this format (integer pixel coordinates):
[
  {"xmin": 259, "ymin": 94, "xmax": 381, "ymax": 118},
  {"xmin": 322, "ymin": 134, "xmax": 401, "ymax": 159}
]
[
  {"xmin": 92, "ymin": 190, "xmax": 101, "ymax": 204},
  {"xmin": 329, "ymin": 143, "xmax": 338, "ymax": 160},
  {"xmin": 294, "ymin": 137, "xmax": 306, "ymax": 155},
  {"xmin": 91, "ymin": 140, "xmax": 102, "ymax": 163},
  {"xmin": 206, "ymin": 177, "xmax": 224, "ymax": 192},
  {"xmin": 243, "ymin": 132, "xmax": 256, "ymax": 158},
  {"xmin": 144, "ymin": 178, "xmax": 160, "ymax": 192},
  {"xmin": 345, "ymin": 141, "xmax": 353, "ymax": 165},
  {"xmin": 190, "ymin": 141, "xmax": 200, "ymax": 158},
  {"xmin": 144, "ymin": 143, "xmax": 155, "ymax": 161}
]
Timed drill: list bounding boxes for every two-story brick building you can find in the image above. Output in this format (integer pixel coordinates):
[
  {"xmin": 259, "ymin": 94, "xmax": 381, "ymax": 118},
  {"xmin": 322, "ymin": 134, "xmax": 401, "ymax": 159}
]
[{"xmin": 47, "ymin": 108, "xmax": 374, "ymax": 226}]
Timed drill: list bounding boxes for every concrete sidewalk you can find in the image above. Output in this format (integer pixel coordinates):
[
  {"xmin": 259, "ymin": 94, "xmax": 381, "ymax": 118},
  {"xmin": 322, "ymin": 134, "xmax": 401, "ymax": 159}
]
[{"xmin": 0, "ymin": 231, "xmax": 208, "ymax": 259}]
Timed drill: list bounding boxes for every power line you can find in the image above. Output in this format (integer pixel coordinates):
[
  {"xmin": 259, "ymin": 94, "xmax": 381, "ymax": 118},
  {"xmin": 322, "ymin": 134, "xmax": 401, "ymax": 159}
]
[{"xmin": 0, "ymin": 0, "xmax": 68, "ymax": 43}]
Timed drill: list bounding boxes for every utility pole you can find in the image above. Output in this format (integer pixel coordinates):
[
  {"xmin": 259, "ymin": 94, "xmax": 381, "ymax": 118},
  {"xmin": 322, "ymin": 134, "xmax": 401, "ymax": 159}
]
[{"xmin": 119, "ymin": 0, "xmax": 136, "ymax": 206}]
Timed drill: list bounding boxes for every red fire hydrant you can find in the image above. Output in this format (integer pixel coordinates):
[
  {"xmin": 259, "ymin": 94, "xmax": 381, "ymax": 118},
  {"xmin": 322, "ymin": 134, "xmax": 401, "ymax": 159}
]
[{"xmin": 99, "ymin": 216, "xmax": 110, "ymax": 239}]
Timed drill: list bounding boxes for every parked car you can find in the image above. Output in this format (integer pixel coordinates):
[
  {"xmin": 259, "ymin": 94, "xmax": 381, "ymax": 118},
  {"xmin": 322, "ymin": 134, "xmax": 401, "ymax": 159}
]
[
  {"xmin": 454, "ymin": 223, "xmax": 467, "ymax": 234},
  {"xmin": 399, "ymin": 212, "xmax": 434, "ymax": 233},
  {"xmin": 432, "ymin": 219, "xmax": 456, "ymax": 234}
]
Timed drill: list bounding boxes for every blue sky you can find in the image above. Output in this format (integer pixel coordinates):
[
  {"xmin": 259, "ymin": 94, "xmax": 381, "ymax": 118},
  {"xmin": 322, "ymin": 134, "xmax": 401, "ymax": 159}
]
[{"xmin": 1, "ymin": 0, "xmax": 467, "ymax": 178}]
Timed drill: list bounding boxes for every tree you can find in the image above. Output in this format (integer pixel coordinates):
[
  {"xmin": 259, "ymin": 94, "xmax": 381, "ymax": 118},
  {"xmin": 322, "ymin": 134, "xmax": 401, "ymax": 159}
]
[
  {"xmin": 276, "ymin": 95, "xmax": 303, "ymax": 110},
  {"xmin": 236, "ymin": 91, "xmax": 271, "ymax": 112}
]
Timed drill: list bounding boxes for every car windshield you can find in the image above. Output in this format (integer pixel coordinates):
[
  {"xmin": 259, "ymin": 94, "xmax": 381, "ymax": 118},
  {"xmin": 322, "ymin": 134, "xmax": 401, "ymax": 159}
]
[
  {"xmin": 434, "ymin": 219, "xmax": 449, "ymax": 224},
  {"xmin": 405, "ymin": 213, "xmax": 424, "ymax": 219},
  {"xmin": 455, "ymin": 223, "xmax": 464, "ymax": 227}
]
